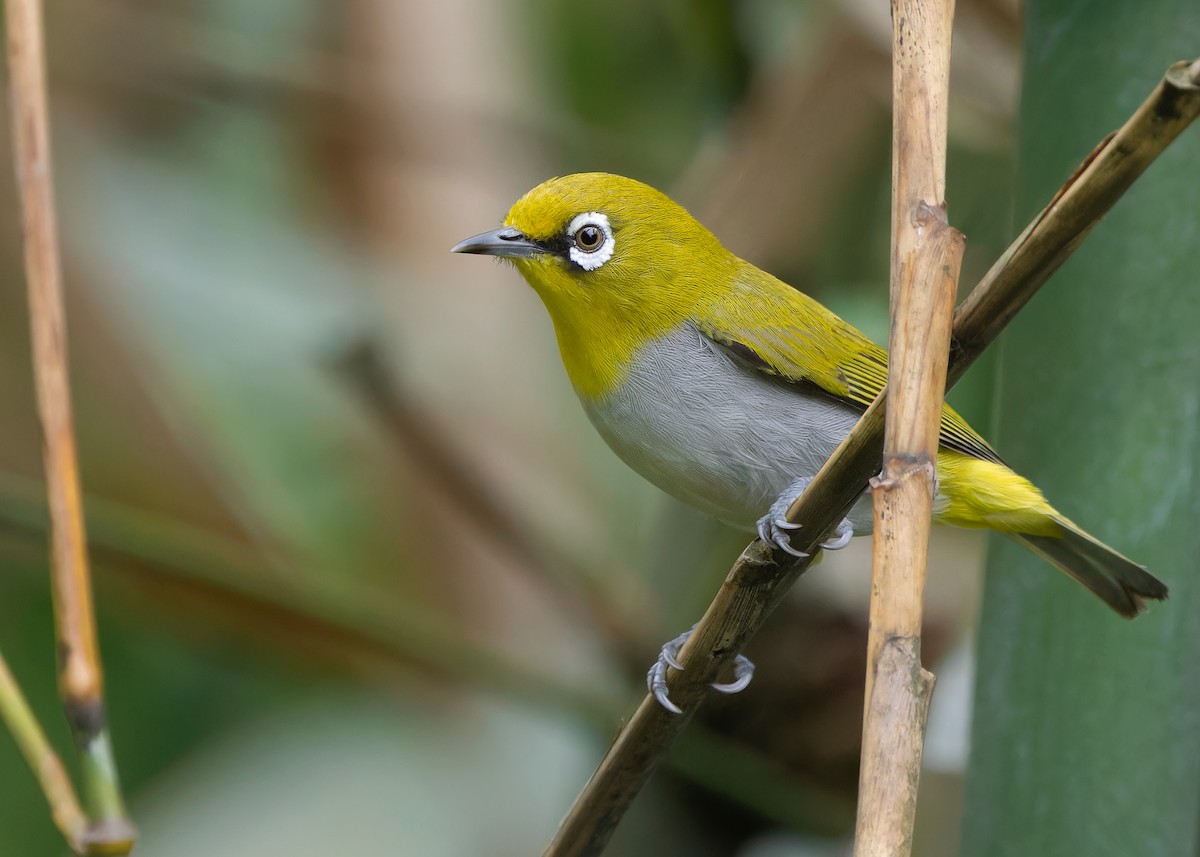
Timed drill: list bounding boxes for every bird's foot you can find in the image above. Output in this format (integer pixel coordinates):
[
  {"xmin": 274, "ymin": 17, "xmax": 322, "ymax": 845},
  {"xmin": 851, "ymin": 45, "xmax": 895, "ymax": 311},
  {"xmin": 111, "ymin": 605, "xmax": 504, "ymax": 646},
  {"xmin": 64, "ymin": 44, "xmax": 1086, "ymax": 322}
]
[
  {"xmin": 647, "ymin": 626, "xmax": 755, "ymax": 714},
  {"xmin": 821, "ymin": 517, "xmax": 854, "ymax": 550},
  {"xmin": 756, "ymin": 478, "xmax": 856, "ymax": 555}
]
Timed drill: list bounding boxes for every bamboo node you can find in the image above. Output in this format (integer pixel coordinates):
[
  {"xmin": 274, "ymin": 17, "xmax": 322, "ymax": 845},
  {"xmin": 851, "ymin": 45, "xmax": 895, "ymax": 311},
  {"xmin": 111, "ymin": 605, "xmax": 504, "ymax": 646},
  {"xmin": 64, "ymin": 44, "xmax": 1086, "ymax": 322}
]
[
  {"xmin": 870, "ymin": 456, "xmax": 936, "ymax": 492},
  {"xmin": 910, "ymin": 200, "xmax": 949, "ymax": 231}
]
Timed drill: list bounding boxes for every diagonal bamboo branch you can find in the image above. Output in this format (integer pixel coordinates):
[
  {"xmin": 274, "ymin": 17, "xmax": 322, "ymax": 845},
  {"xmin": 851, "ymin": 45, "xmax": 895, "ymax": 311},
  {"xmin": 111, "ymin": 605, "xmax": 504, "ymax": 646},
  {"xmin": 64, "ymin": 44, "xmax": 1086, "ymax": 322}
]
[
  {"xmin": 4, "ymin": 0, "xmax": 136, "ymax": 852},
  {"xmin": 855, "ymin": 0, "xmax": 959, "ymax": 853},
  {"xmin": 541, "ymin": 57, "xmax": 1200, "ymax": 857}
]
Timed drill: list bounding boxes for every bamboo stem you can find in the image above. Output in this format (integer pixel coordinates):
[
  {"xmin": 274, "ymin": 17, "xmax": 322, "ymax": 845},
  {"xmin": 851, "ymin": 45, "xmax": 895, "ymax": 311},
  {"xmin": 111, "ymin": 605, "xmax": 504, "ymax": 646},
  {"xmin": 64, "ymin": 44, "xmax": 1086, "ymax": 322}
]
[
  {"xmin": 853, "ymin": 1, "xmax": 959, "ymax": 853},
  {"xmin": 4, "ymin": 0, "xmax": 135, "ymax": 851},
  {"xmin": 856, "ymin": 211, "xmax": 960, "ymax": 856},
  {"xmin": 541, "ymin": 58, "xmax": 1200, "ymax": 857}
]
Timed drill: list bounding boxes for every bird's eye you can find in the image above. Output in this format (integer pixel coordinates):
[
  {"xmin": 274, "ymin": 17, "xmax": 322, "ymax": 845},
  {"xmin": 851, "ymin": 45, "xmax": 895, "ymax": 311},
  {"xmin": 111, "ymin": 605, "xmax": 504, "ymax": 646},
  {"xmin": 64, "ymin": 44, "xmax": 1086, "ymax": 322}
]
[
  {"xmin": 575, "ymin": 225, "xmax": 603, "ymax": 252},
  {"xmin": 565, "ymin": 211, "xmax": 614, "ymax": 271}
]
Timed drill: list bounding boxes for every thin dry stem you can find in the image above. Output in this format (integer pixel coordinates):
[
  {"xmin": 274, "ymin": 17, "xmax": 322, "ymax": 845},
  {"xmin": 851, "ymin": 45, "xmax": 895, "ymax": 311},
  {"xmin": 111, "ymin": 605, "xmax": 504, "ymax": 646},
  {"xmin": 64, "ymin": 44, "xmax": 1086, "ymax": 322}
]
[
  {"xmin": 862, "ymin": 210, "xmax": 962, "ymax": 711},
  {"xmin": 5, "ymin": 0, "xmax": 99, "ymax": 704},
  {"xmin": 854, "ymin": 1, "xmax": 959, "ymax": 853},
  {"xmin": 854, "ymin": 638, "xmax": 935, "ymax": 856},
  {"xmin": 542, "ymin": 58, "xmax": 1200, "ymax": 857},
  {"xmin": 4, "ymin": 0, "xmax": 135, "ymax": 851}
]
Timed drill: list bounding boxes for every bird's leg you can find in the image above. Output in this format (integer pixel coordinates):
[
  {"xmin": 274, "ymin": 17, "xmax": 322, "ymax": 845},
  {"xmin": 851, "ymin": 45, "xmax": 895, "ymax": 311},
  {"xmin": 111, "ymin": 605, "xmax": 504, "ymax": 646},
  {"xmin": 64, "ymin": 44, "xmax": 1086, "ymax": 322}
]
[
  {"xmin": 756, "ymin": 476, "xmax": 856, "ymax": 556},
  {"xmin": 647, "ymin": 626, "xmax": 755, "ymax": 714}
]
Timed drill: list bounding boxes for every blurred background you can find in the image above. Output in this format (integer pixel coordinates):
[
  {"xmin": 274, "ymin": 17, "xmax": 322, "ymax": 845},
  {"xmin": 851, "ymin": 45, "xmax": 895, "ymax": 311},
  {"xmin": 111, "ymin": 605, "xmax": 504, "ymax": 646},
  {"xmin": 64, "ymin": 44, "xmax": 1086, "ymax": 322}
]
[{"xmin": 0, "ymin": 1, "xmax": 1025, "ymax": 854}]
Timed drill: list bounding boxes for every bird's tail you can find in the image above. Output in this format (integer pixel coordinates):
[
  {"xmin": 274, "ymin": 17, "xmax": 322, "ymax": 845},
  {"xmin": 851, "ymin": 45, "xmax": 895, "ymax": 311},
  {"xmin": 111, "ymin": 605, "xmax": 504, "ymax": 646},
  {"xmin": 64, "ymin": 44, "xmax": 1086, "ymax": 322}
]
[{"xmin": 1011, "ymin": 519, "xmax": 1168, "ymax": 618}]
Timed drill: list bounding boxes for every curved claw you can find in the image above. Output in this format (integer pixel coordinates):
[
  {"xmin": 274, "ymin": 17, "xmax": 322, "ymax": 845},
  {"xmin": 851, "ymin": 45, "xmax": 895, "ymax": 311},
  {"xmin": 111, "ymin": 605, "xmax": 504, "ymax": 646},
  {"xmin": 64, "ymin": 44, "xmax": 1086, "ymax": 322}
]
[
  {"xmin": 711, "ymin": 654, "xmax": 754, "ymax": 694},
  {"xmin": 820, "ymin": 518, "xmax": 854, "ymax": 551},
  {"xmin": 660, "ymin": 629, "xmax": 689, "ymax": 671},
  {"xmin": 773, "ymin": 530, "xmax": 809, "ymax": 557},
  {"xmin": 647, "ymin": 659, "xmax": 683, "ymax": 714},
  {"xmin": 756, "ymin": 515, "xmax": 810, "ymax": 558},
  {"xmin": 647, "ymin": 630, "xmax": 690, "ymax": 714},
  {"xmin": 647, "ymin": 629, "xmax": 757, "ymax": 714}
]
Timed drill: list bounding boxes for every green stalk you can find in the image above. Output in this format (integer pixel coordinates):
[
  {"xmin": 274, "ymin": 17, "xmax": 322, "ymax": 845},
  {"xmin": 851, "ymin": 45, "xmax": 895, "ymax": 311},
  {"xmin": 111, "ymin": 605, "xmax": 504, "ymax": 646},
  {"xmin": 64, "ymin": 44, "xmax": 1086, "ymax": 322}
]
[{"xmin": 0, "ymin": 651, "xmax": 88, "ymax": 853}]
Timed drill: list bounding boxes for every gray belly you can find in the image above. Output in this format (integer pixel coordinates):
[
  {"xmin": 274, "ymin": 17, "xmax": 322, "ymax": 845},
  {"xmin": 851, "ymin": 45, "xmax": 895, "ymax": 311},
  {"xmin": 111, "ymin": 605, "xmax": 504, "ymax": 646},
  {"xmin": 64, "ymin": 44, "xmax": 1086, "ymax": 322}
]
[{"xmin": 580, "ymin": 323, "xmax": 875, "ymax": 533}]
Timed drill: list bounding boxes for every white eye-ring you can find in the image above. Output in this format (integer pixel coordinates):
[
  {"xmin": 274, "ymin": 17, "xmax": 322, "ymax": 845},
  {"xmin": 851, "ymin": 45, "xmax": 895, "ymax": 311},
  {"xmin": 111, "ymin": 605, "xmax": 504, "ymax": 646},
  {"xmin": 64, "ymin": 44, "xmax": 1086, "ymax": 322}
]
[{"xmin": 566, "ymin": 211, "xmax": 615, "ymax": 271}]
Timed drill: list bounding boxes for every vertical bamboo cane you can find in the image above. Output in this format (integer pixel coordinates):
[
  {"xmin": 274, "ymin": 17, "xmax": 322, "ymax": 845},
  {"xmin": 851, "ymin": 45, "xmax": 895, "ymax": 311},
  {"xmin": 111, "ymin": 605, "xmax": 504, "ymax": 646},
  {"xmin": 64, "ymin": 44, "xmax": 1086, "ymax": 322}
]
[
  {"xmin": 854, "ymin": 0, "xmax": 962, "ymax": 854},
  {"xmin": 4, "ymin": 0, "xmax": 135, "ymax": 851}
]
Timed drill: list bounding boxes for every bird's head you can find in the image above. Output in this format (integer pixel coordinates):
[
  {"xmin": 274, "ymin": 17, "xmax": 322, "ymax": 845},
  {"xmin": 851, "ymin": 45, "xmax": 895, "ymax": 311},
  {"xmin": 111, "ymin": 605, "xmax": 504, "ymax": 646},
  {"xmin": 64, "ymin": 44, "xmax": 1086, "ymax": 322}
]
[
  {"xmin": 452, "ymin": 173, "xmax": 736, "ymax": 396},
  {"xmin": 454, "ymin": 172, "xmax": 733, "ymax": 321}
]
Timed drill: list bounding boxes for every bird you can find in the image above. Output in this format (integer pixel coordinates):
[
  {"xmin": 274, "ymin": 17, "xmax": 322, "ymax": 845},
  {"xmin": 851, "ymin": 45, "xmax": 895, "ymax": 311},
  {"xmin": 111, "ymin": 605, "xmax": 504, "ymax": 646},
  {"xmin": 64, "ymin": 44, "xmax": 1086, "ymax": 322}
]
[{"xmin": 452, "ymin": 172, "xmax": 1168, "ymax": 709}]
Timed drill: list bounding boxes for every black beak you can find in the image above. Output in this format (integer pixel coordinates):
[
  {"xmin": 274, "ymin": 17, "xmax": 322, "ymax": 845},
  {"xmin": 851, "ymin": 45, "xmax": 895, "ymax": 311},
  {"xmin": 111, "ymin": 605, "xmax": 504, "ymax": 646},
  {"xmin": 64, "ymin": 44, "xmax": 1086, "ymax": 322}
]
[{"xmin": 451, "ymin": 226, "xmax": 544, "ymax": 259}]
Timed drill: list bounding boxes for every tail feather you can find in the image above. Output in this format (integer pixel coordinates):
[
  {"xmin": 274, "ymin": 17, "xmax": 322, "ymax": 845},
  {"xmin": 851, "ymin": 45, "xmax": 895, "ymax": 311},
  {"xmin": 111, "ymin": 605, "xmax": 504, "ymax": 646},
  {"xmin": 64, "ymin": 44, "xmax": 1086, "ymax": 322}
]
[{"xmin": 1012, "ymin": 520, "xmax": 1169, "ymax": 618}]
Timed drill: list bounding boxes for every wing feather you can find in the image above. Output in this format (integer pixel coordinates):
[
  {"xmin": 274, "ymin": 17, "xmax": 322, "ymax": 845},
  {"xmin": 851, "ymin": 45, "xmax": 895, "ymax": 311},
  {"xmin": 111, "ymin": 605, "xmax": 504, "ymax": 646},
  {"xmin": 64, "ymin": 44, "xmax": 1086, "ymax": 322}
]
[{"xmin": 699, "ymin": 266, "xmax": 1003, "ymax": 465}]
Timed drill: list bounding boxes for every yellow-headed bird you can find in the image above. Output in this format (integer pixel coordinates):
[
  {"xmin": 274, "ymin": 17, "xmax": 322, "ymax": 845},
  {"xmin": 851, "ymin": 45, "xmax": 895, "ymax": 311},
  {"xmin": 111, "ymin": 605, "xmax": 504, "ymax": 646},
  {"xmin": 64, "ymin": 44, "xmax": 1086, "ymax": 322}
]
[{"xmin": 453, "ymin": 173, "xmax": 1166, "ymax": 702}]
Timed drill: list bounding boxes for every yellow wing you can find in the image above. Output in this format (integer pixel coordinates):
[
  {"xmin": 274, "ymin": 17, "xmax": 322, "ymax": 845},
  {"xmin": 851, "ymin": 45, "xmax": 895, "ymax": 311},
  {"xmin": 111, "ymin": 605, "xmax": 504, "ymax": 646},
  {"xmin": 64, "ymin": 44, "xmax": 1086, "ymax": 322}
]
[{"xmin": 699, "ymin": 265, "xmax": 1003, "ymax": 465}]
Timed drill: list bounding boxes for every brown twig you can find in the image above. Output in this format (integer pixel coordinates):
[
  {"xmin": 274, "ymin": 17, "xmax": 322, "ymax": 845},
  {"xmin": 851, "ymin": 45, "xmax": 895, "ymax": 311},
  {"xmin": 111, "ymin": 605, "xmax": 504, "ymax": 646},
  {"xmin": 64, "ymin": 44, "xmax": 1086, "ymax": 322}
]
[
  {"xmin": 855, "ymin": 1, "xmax": 960, "ymax": 852},
  {"xmin": 540, "ymin": 58, "xmax": 1200, "ymax": 857},
  {"xmin": 4, "ymin": 0, "xmax": 135, "ymax": 851}
]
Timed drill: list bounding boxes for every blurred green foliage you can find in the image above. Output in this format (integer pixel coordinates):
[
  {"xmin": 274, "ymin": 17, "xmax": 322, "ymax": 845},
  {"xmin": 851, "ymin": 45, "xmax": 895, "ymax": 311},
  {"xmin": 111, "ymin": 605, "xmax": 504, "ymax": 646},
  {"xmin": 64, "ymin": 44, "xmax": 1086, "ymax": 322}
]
[{"xmin": 964, "ymin": 1, "xmax": 1200, "ymax": 853}]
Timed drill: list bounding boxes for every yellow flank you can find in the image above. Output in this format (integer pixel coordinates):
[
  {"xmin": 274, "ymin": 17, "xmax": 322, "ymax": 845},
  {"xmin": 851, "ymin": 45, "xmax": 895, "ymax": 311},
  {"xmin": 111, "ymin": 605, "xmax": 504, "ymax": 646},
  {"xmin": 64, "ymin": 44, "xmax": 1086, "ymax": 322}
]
[{"xmin": 934, "ymin": 450, "xmax": 1060, "ymax": 535}]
